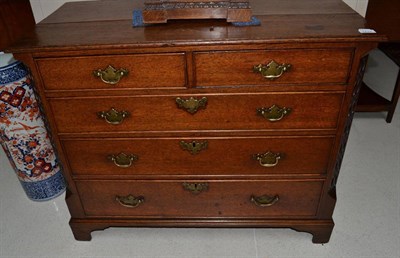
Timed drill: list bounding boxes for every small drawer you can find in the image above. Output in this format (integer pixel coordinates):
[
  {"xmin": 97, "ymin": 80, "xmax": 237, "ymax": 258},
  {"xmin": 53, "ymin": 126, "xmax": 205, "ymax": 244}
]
[
  {"xmin": 75, "ymin": 179, "xmax": 323, "ymax": 218},
  {"xmin": 194, "ymin": 49, "xmax": 353, "ymax": 87},
  {"xmin": 49, "ymin": 92, "xmax": 344, "ymax": 133},
  {"xmin": 63, "ymin": 136, "xmax": 334, "ymax": 176},
  {"xmin": 36, "ymin": 53, "xmax": 187, "ymax": 90}
]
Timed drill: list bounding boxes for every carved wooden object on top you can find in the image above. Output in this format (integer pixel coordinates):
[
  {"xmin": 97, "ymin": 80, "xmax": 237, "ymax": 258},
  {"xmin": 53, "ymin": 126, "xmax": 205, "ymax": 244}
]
[{"xmin": 143, "ymin": 0, "xmax": 252, "ymax": 23}]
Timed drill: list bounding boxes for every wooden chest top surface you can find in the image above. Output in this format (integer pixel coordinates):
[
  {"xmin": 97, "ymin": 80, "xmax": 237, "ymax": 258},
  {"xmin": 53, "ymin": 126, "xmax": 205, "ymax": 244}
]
[{"xmin": 8, "ymin": 0, "xmax": 386, "ymax": 53}]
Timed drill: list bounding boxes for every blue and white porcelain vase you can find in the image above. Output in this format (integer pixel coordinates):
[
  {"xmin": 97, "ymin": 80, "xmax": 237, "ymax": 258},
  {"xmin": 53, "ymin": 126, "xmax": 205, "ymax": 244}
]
[{"xmin": 0, "ymin": 53, "xmax": 66, "ymax": 201}]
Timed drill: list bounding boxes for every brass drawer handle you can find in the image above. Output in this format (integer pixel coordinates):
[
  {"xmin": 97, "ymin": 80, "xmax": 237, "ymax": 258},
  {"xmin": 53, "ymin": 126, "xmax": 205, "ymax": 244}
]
[
  {"xmin": 97, "ymin": 107, "xmax": 130, "ymax": 125},
  {"xmin": 116, "ymin": 194, "xmax": 144, "ymax": 208},
  {"xmin": 182, "ymin": 182, "xmax": 209, "ymax": 194},
  {"xmin": 251, "ymin": 194, "xmax": 279, "ymax": 207},
  {"xmin": 253, "ymin": 151, "xmax": 281, "ymax": 167},
  {"xmin": 176, "ymin": 97, "xmax": 208, "ymax": 114},
  {"xmin": 108, "ymin": 153, "xmax": 138, "ymax": 168},
  {"xmin": 257, "ymin": 105, "xmax": 291, "ymax": 122},
  {"xmin": 253, "ymin": 60, "xmax": 291, "ymax": 80},
  {"xmin": 179, "ymin": 140, "xmax": 208, "ymax": 155},
  {"xmin": 93, "ymin": 65, "xmax": 129, "ymax": 85}
]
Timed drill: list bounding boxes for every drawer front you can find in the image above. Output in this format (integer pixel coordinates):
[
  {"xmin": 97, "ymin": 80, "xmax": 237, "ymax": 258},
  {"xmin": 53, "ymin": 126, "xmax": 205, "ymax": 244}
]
[
  {"xmin": 49, "ymin": 92, "xmax": 344, "ymax": 133},
  {"xmin": 36, "ymin": 53, "xmax": 187, "ymax": 90},
  {"xmin": 64, "ymin": 136, "xmax": 334, "ymax": 176},
  {"xmin": 76, "ymin": 179, "xmax": 323, "ymax": 218},
  {"xmin": 194, "ymin": 49, "xmax": 353, "ymax": 87}
]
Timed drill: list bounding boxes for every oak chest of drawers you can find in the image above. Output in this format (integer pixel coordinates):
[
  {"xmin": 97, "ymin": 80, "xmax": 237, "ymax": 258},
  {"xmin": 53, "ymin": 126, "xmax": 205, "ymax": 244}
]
[{"xmin": 9, "ymin": 0, "xmax": 385, "ymax": 243}]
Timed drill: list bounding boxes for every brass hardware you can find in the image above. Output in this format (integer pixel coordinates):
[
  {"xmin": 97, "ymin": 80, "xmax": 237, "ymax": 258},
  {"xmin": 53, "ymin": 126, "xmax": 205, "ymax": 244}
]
[
  {"xmin": 93, "ymin": 65, "xmax": 129, "ymax": 85},
  {"xmin": 179, "ymin": 140, "xmax": 208, "ymax": 155},
  {"xmin": 97, "ymin": 108, "xmax": 130, "ymax": 125},
  {"xmin": 182, "ymin": 182, "xmax": 209, "ymax": 194},
  {"xmin": 253, "ymin": 151, "xmax": 281, "ymax": 167},
  {"xmin": 257, "ymin": 105, "xmax": 291, "ymax": 122},
  {"xmin": 250, "ymin": 194, "xmax": 279, "ymax": 207},
  {"xmin": 108, "ymin": 153, "xmax": 138, "ymax": 168},
  {"xmin": 176, "ymin": 97, "xmax": 208, "ymax": 114},
  {"xmin": 253, "ymin": 60, "xmax": 291, "ymax": 80},
  {"xmin": 115, "ymin": 194, "xmax": 144, "ymax": 208}
]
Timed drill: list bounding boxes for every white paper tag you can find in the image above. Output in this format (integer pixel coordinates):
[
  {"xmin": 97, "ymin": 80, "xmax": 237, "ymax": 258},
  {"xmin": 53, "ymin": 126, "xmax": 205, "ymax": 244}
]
[{"xmin": 358, "ymin": 28, "xmax": 377, "ymax": 34}]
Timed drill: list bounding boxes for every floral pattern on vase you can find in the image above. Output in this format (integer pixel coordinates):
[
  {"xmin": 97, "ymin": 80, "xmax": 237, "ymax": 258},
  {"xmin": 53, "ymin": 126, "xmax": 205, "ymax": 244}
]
[{"xmin": 0, "ymin": 60, "xmax": 65, "ymax": 201}]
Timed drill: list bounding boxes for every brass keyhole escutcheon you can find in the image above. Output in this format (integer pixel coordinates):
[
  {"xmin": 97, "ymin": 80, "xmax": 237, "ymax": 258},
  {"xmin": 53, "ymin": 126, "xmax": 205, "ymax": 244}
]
[
  {"xmin": 176, "ymin": 97, "xmax": 208, "ymax": 114},
  {"xmin": 179, "ymin": 140, "xmax": 208, "ymax": 155},
  {"xmin": 182, "ymin": 182, "xmax": 209, "ymax": 194}
]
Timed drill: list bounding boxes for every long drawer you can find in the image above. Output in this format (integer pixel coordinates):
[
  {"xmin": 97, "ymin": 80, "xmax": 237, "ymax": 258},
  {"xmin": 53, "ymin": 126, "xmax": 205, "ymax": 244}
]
[
  {"xmin": 194, "ymin": 48, "xmax": 353, "ymax": 87},
  {"xmin": 63, "ymin": 136, "xmax": 334, "ymax": 176},
  {"xmin": 75, "ymin": 179, "xmax": 323, "ymax": 218},
  {"xmin": 49, "ymin": 92, "xmax": 344, "ymax": 133},
  {"xmin": 36, "ymin": 53, "xmax": 187, "ymax": 90}
]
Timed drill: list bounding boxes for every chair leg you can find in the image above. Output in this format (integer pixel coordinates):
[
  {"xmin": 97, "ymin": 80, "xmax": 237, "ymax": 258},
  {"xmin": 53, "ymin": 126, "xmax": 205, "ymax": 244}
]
[{"xmin": 386, "ymin": 70, "xmax": 400, "ymax": 123}]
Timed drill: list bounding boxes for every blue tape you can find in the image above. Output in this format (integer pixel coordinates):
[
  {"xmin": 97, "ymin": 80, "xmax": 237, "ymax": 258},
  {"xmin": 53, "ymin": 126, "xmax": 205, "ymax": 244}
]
[
  {"xmin": 133, "ymin": 9, "xmax": 146, "ymax": 27},
  {"xmin": 231, "ymin": 16, "xmax": 261, "ymax": 26}
]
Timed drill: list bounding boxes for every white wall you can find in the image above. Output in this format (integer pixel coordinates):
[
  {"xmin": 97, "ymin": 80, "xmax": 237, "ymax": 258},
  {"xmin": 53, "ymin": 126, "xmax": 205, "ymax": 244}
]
[
  {"xmin": 29, "ymin": 0, "xmax": 95, "ymax": 23},
  {"xmin": 342, "ymin": 0, "xmax": 369, "ymax": 17},
  {"xmin": 29, "ymin": 0, "xmax": 369, "ymax": 23}
]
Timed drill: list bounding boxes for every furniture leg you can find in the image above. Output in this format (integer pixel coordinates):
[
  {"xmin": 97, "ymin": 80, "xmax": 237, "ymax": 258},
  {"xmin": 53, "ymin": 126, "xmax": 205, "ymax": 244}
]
[{"xmin": 386, "ymin": 69, "xmax": 400, "ymax": 122}]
